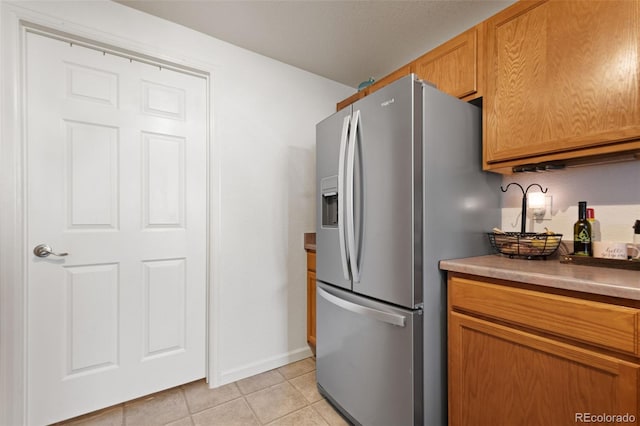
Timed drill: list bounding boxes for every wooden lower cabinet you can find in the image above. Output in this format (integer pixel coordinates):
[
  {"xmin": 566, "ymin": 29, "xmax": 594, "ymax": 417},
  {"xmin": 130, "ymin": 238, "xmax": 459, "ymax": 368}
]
[
  {"xmin": 448, "ymin": 273, "xmax": 640, "ymax": 426},
  {"xmin": 307, "ymin": 270, "xmax": 316, "ymax": 354},
  {"xmin": 306, "ymin": 251, "xmax": 316, "ymax": 355}
]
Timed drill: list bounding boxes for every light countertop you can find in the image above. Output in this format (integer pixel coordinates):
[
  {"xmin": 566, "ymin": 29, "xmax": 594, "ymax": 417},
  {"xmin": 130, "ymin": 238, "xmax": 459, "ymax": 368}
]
[{"xmin": 440, "ymin": 255, "xmax": 640, "ymax": 301}]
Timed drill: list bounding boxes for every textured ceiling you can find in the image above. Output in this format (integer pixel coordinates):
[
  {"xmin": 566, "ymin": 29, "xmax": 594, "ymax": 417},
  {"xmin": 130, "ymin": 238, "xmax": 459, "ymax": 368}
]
[{"xmin": 116, "ymin": 0, "xmax": 516, "ymax": 88}]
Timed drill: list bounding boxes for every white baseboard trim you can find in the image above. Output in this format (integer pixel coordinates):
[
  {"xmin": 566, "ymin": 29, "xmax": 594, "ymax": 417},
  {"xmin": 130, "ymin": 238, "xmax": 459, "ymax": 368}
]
[{"xmin": 216, "ymin": 346, "xmax": 313, "ymax": 387}]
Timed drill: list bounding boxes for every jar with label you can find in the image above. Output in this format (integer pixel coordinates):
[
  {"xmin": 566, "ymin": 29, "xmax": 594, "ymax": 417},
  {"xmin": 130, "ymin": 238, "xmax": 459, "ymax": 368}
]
[
  {"xmin": 586, "ymin": 208, "xmax": 600, "ymax": 242},
  {"xmin": 633, "ymin": 220, "xmax": 640, "ymax": 260}
]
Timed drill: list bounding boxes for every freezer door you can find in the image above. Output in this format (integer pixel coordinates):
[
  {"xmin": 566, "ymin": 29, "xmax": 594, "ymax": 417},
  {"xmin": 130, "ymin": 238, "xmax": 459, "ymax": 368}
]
[
  {"xmin": 316, "ymin": 282, "xmax": 423, "ymax": 426},
  {"xmin": 316, "ymin": 108, "xmax": 352, "ymax": 290},
  {"xmin": 349, "ymin": 75, "xmax": 423, "ymax": 308}
]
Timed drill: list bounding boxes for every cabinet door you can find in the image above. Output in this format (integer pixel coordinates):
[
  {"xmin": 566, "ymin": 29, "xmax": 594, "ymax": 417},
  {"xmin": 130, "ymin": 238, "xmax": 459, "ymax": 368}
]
[
  {"xmin": 484, "ymin": 0, "xmax": 640, "ymax": 167},
  {"xmin": 337, "ymin": 90, "xmax": 366, "ymax": 112},
  {"xmin": 336, "ymin": 65, "xmax": 410, "ymax": 111},
  {"xmin": 365, "ymin": 65, "xmax": 411, "ymax": 95},
  {"xmin": 412, "ymin": 26, "xmax": 480, "ymax": 100},
  {"xmin": 449, "ymin": 312, "xmax": 639, "ymax": 426},
  {"xmin": 307, "ymin": 271, "xmax": 316, "ymax": 352}
]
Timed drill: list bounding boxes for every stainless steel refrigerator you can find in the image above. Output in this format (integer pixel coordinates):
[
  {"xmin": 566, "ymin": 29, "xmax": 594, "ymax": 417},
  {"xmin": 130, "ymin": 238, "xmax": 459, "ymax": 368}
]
[{"xmin": 315, "ymin": 74, "xmax": 501, "ymax": 426}]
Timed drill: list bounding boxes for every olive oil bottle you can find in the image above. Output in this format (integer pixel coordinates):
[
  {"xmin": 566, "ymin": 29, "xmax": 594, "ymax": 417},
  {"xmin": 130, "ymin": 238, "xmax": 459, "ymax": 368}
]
[{"xmin": 573, "ymin": 201, "xmax": 592, "ymax": 256}]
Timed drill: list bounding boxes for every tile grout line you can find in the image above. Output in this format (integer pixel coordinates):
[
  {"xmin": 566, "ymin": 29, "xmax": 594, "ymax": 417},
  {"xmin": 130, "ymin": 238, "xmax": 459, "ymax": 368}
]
[
  {"xmin": 242, "ymin": 392, "xmax": 264, "ymax": 426},
  {"xmin": 240, "ymin": 363, "xmax": 318, "ymax": 425},
  {"xmin": 245, "ymin": 378, "xmax": 301, "ymax": 425},
  {"xmin": 178, "ymin": 386, "xmax": 195, "ymax": 426},
  {"xmin": 262, "ymin": 379, "xmax": 303, "ymax": 426}
]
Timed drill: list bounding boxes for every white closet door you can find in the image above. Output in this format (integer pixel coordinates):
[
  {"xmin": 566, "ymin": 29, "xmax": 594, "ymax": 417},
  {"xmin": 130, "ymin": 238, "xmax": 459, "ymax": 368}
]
[{"xmin": 26, "ymin": 32, "xmax": 207, "ymax": 425}]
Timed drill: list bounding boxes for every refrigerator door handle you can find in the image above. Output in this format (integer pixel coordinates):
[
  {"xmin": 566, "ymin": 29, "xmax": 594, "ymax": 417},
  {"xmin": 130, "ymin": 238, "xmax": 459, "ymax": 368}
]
[
  {"xmin": 346, "ymin": 109, "xmax": 361, "ymax": 283},
  {"xmin": 337, "ymin": 114, "xmax": 351, "ymax": 281},
  {"xmin": 317, "ymin": 286, "xmax": 406, "ymax": 327}
]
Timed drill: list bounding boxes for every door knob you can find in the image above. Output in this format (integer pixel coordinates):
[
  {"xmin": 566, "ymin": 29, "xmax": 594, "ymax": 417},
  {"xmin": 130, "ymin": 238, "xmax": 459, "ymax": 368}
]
[{"xmin": 33, "ymin": 244, "xmax": 68, "ymax": 258}]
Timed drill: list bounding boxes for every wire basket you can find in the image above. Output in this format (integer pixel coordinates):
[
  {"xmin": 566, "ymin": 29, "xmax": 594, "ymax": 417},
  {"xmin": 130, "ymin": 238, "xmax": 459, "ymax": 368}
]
[{"xmin": 488, "ymin": 232, "xmax": 563, "ymax": 259}]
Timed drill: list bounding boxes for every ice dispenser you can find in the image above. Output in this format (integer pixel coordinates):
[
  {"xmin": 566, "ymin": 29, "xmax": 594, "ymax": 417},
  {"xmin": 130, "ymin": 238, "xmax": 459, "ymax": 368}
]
[{"xmin": 321, "ymin": 175, "xmax": 338, "ymax": 228}]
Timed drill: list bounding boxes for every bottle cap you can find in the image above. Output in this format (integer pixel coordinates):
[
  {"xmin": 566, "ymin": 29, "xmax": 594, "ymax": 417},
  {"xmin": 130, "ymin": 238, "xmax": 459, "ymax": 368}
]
[
  {"xmin": 634, "ymin": 220, "xmax": 640, "ymax": 234},
  {"xmin": 586, "ymin": 208, "xmax": 594, "ymax": 220}
]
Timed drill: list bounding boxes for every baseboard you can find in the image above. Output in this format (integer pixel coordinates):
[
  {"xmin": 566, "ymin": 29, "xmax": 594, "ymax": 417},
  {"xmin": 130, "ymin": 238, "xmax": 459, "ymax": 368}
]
[{"xmin": 217, "ymin": 346, "xmax": 313, "ymax": 386}]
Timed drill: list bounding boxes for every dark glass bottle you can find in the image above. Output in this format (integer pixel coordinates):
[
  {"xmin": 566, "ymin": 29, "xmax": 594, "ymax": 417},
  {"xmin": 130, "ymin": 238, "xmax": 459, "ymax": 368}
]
[{"xmin": 573, "ymin": 201, "xmax": 592, "ymax": 256}]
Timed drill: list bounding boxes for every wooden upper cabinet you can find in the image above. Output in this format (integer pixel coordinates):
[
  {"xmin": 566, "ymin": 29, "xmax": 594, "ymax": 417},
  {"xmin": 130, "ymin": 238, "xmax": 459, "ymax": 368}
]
[
  {"xmin": 411, "ymin": 25, "xmax": 481, "ymax": 100},
  {"xmin": 336, "ymin": 65, "xmax": 410, "ymax": 111},
  {"xmin": 336, "ymin": 90, "xmax": 367, "ymax": 112},
  {"xmin": 484, "ymin": 0, "xmax": 640, "ymax": 171},
  {"xmin": 365, "ymin": 65, "xmax": 411, "ymax": 96},
  {"xmin": 336, "ymin": 24, "xmax": 483, "ymax": 111}
]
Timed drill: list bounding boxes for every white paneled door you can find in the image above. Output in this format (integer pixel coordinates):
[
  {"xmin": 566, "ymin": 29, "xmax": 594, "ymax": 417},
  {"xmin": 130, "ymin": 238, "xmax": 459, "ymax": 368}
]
[{"xmin": 26, "ymin": 32, "xmax": 207, "ymax": 425}]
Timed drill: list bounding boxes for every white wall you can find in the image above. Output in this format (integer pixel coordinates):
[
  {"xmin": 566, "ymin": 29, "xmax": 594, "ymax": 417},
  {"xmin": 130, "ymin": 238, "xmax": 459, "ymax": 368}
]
[
  {"xmin": 3, "ymin": 0, "xmax": 352, "ymax": 388},
  {"xmin": 500, "ymin": 161, "xmax": 640, "ymax": 245}
]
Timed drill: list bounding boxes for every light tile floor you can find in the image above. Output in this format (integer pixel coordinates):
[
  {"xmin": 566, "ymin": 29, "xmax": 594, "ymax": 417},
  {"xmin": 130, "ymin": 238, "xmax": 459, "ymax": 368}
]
[{"xmin": 57, "ymin": 357, "xmax": 350, "ymax": 426}]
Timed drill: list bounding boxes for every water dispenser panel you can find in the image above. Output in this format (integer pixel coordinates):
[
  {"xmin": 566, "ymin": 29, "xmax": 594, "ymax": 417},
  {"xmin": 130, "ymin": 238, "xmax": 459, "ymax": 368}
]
[{"xmin": 321, "ymin": 175, "xmax": 338, "ymax": 228}]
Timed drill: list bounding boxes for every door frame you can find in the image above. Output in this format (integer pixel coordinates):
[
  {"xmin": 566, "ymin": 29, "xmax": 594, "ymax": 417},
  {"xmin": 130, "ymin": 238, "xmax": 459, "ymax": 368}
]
[{"xmin": 0, "ymin": 5, "xmax": 221, "ymax": 425}]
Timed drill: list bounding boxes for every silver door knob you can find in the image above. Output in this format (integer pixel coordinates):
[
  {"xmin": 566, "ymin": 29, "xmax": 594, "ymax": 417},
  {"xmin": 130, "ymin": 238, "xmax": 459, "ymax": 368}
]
[{"xmin": 33, "ymin": 244, "xmax": 68, "ymax": 258}]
